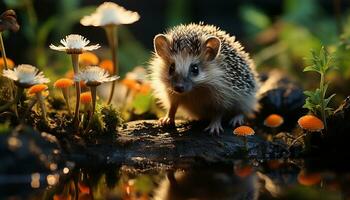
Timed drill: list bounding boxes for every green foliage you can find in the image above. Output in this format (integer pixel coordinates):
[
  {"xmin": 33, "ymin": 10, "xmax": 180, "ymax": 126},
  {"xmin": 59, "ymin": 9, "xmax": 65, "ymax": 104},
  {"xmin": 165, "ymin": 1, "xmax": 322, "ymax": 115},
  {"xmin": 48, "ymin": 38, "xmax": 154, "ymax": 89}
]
[
  {"xmin": 240, "ymin": 5, "xmax": 271, "ymax": 36},
  {"xmin": 131, "ymin": 93, "xmax": 154, "ymax": 115},
  {"xmin": 0, "ymin": 121, "xmax": 10, "ymax": 134},
  {"xmin": 101, "ymin": 105, "xmax": 122, "ymax": 133},
  {"xmin": 303, "ymin": 47, "xmax": 336, "ymax": 128},
  {"xmin": 90, "ymin": 104, "xmax": 104, "ymax": 134}
]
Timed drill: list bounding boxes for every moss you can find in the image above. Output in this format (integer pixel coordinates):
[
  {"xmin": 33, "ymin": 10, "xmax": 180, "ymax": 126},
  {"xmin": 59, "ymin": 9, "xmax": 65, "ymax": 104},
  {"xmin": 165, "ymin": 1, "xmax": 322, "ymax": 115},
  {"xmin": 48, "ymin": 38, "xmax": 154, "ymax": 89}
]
[{"xmin": 101, "ymin": 104, "xmax": 122, "ymax": 133}]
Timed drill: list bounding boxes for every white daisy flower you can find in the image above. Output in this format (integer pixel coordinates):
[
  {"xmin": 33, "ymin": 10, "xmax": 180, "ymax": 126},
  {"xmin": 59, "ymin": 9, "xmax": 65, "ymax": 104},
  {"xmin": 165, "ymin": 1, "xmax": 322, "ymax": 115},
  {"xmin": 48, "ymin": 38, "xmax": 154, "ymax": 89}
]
[
  {"xmin": 75, "ymin": 66, "xmax": 119, "ymax": 86},
  {"xmin": 80, "ymin": 2, "xmax": 140, "ymax": 27},
  {"xmin": 49, "ymin": 34, "xmax": 100, "ymax": 54},
  {"xmin": 2, "ymin": 64, "xmax": 50, "ymax": 88}
]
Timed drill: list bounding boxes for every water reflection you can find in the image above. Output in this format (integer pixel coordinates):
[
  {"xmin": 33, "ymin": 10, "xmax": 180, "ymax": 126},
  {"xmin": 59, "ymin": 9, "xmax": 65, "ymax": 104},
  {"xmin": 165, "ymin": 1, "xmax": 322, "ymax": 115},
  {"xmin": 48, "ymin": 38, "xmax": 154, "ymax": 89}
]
[{"xmin": 1, "ymin": 159, "xmax": 349, "ymax": 199}]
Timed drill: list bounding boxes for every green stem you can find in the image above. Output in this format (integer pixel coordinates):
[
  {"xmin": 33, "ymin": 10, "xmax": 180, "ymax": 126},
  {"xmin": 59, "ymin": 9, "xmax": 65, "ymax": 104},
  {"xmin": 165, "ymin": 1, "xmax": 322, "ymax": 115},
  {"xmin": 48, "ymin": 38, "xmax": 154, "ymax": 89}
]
[
  {"xmin": 105, "ymin": 26, "xmax": 118, "ymax": 105},
  {"xmin": 36, "ymin": 92, "xmax": 47, "ymax": 123},
  {"xmin": 90, "ymin": 86, "xmax": 97, "ymax": 118},
  {"xmin": 319, "ymin": 73, "xmax": 327, "ymax": 131},
  {"xmin": 62, "ymin": 87, "xmax": 72, "ymax": 115},
  {"xmin": 71, "ymin": 54, "xmax": 81, "ymax": 124},
  {"xmin": 14, "ymin": 86, "xmax": 24, "ymax": 118}
]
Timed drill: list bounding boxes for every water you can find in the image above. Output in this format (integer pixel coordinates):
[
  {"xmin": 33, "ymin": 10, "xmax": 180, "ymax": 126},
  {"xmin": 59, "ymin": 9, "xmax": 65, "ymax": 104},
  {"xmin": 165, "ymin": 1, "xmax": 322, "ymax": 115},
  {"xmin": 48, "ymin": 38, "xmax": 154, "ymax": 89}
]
[{"xmin": 1, "ymin": 159, "xmax": 348, "ymax": 200}]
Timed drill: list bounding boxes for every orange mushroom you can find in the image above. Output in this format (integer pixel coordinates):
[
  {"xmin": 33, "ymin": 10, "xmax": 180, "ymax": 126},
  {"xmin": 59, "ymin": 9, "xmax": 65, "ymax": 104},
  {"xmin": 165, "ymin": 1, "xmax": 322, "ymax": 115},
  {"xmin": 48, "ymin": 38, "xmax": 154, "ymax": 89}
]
[
  {"xmin": 28, "ymin": 84, "xmax": 48, "ymax": 94},
  {"xmin": 264, "ymin": 114, "xmax": 284, "ymax": 128},
  {"xmin": 54, "ymin": 78, "xmax": 74, "ymax": 115},
  {"xmin": 297, "ymin": 170, "xmax": 322, "ymax": 186},
  {"xmin": 54, "ymin": 78, "xmax": 74, "ymax": 88},
  {"xmin": 121, "ymin": 78, "xmax": 141, "ymax": 91},
  {"xmin": 80, "ymin": 92, "xmax": 92, "ymax": 105},
  {"xmin": 28, "ymin": 84, "xmax": 48, "ymax": 121},
  {"xmin": 99, "ymin": 59, "xmax": 114, "ymax": 74},
  {"xmin": 233, "ymin": 125, "xmax": 255, "ymax": 136},
  {"xmin": 79, "ymin": 52, "xmax": 99, "ymax": 66},
  {"xmin": 234, "ymin": 165, "xmax": 254, "ymax": 178},
  {"xmin": 298, "ymin": 115, "xmax": 324, "ymax": 132},
  {"xmin": 0, "ymin": 57, "xmax": 14, "ymax": 70}
]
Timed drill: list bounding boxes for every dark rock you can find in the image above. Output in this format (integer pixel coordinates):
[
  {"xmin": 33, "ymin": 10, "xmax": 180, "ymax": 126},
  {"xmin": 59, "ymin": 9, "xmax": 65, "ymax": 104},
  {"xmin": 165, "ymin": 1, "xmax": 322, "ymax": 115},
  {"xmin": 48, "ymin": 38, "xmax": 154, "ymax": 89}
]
[
  {"xmin": 64, "ymin": 120, "xmax": 289, "ymax": 170},
  {"xmin": 323, "ymin": 96, "xmax": 350, "ymax": 155},
  {"xmin": 257, "ymin": 71, "xmax": 307, "ymax": 131}
]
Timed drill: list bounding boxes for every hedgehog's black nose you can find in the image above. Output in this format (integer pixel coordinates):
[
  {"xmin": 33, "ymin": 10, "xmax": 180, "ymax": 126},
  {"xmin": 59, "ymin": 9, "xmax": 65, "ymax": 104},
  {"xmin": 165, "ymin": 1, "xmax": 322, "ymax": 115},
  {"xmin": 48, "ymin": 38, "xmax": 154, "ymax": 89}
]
[{"xmin": 174, "ymin": 84, "xmax": 185, "ymax": 93}]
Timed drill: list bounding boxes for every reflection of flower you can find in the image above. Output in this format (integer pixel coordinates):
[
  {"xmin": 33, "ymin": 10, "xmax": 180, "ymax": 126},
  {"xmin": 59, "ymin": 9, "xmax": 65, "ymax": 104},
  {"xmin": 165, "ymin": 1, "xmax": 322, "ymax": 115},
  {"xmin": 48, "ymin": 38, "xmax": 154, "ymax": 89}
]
[
  {"xmin": 297, "ymin": 170, "xmax": 322, "ymax": 186},
  {"xmin": 0, "ymin": 10, "xmax": 20, "ymax": 32},
  {"xmin": 80, "ymin": 2, "xmax": 140, "ymax": 27},
  {"xmin": 49, "ymin": 34, "xmax": 100, "ymax": 54},
  {"xmin": 2, "ymin": 64, "xmax": 50, "ymax": 87},
  {"xmin": 75, "ymin": 66, "xmax": 119, "ymax": 86},
  {"xmin": 264, "ymin": 114, "xmax": 284, "ymax": 128}
]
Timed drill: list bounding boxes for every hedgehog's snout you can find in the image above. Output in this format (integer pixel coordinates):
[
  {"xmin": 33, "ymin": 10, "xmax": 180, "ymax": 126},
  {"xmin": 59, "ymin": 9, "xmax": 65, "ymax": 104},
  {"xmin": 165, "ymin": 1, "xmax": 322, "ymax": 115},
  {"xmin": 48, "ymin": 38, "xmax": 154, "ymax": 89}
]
[
  {"xmin": 174, "ymin": 84, "xmax": 185, "ymax": 93},
  {"xmin": 171, "ymin": 75, "xmax": 192, "ymax": 94}
]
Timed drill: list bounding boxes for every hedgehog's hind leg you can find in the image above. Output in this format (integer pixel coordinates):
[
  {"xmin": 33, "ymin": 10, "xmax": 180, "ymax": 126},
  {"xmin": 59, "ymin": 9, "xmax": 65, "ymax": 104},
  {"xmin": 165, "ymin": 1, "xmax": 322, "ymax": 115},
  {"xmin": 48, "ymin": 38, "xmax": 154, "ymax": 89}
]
[
  {"xmin": 229, "ymin": 114, "xmax": 245, "ymax": 127},
  {"xmin": 204, "ymin": 114, "xmax": 224, "ymax": 136}
]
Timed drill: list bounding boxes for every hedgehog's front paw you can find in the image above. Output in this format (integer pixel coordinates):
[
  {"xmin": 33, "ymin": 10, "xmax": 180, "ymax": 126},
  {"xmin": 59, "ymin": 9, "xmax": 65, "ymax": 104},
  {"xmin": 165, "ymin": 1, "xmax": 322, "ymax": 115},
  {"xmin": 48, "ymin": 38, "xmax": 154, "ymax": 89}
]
[
  {"xmin": 158, "ymin": 117, "xmax": 175, "ymax": 126},
  {"xmin": 229, "ymin": 114, "xmax": 245, "ymax": 127},
  {"xmin": 205, "ymin": 120, "xmax": 224, "ymax": 136}
]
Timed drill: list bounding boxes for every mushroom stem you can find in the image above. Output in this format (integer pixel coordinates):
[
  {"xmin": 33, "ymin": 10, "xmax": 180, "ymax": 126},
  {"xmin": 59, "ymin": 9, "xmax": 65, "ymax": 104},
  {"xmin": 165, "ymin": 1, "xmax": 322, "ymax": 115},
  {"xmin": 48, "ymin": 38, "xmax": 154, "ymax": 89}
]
[
  {"xmin": 243, "ymin": 137, "xmax": 248, "ymax": 152},
  {"xmin": 71, "ymin": 54, "xmax": 81, "ymax": 123},
  {"xmin": 36, "ymin": 92, "xmax": 47, "ymax": 122},
  {"xmin": 26, "ymin": 98, "xmax": 37, "ymax": 116},
  {"xmin": 61, "ymin": 87, "xmax": 72, "ymax": 115},
  {"xmin": 14, "ymin": 86, "xmax": 24, "ymax": 117},
  {"xmin": 0, "ymin": 32, "xmax": 9, "ymax": 70},
  {"xmin": 90, "ymin": 86, "xmax": 97, "ymax": 118},
  {"xmin": 84, "ymin": 86, "xmax": 97, "ymax": 133},
  {"xmin": 105, "ymin": 26, "xmax": 118, "ymax": 105}
]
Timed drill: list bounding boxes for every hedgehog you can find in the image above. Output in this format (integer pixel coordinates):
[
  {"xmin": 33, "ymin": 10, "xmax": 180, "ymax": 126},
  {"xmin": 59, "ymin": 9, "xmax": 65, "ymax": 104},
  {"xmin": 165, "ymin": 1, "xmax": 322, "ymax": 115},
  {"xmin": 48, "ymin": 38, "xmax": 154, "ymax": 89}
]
[{"xmin": 149, "ymin": 23, "xmax": 259, "ymax": 135}]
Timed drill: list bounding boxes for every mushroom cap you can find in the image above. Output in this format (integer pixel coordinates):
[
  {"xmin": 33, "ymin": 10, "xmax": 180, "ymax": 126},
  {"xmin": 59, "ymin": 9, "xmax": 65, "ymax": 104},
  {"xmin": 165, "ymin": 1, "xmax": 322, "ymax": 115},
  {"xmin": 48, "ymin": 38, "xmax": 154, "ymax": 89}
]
[
  {"xmin": 264, "ymin": 114, "xmax": 284, "ymax": 128},
  {"xmin": 297, "ymin": 170, "xmax": 322, "ymax": 186},
  {"xmin": 54, "ymin": 78, "xmax": 74, "ymax": 88},
  {"xmin": 28, "ymin": 84, "xmax": 48, "ymax": 94},
  {"xmin": 65, "ymin": 70, "xmax": 75, "ymax": 79},
  {"xmin": 297, "ymin": 115, "xmax": 324, "ymax": 132},
  {"xmin": 121, "ymin": 78, "xmax": 141, "ymax": 91},
  {"xmin": 80, "ymin": 92, "xmax": 92, "ymax": 104},
  {"xmin": 139, "ymin": 83, "xmax": 151, "ymax": 94},
  {"xmin": 79, "ymin": 52, "xmax": 99, "ymax": 66},
  {"xmin": 233, "ymin": 125, "xmax": 255, "ymax": 136},
  {"xmin": 0, "ymin": 57, "xmax": 15, "ymax": 70},
  {"xmin": 99, "ymin": 59, "xmax": 114, "ymax": 74}
]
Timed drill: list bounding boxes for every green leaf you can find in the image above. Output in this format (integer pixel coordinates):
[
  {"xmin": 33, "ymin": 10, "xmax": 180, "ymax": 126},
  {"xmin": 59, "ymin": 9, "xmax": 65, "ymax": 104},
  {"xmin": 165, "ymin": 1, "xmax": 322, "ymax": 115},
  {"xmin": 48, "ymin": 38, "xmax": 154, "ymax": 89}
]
[
  {"xmin": 324, "ymin": 94, "xmax": 336, "ymax": 107},
  {"xmin": 303, "ymin": 65, "xmax": 320, "ymax": 73}
]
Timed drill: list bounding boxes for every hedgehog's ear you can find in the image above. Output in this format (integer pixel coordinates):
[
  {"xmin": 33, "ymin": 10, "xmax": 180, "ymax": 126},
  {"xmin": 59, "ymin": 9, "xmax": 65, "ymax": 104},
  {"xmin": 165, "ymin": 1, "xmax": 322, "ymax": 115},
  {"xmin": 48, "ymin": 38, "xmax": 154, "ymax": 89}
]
[
  {"xmin": 204, "ymin": 36, "xmax": 221, "ymax": 61},
  {"xmin": 154, "ymin": 34, "xmax": 171, "ymax": 60}
]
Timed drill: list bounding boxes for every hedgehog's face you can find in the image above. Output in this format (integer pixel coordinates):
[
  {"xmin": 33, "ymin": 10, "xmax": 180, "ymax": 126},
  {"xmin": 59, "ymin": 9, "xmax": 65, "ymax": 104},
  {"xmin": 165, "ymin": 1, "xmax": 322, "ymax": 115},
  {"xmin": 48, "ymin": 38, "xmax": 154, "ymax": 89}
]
[{"xmin": 154, "ymin": 34, "xmax": 221, "ymax": 94}]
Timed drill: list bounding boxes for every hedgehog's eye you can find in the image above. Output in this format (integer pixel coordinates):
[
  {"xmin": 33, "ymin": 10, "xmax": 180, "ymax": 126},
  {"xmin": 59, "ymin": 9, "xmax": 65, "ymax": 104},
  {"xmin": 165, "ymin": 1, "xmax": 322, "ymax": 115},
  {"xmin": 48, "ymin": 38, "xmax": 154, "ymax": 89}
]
[
  {"xmin": 169, "ymin": 63, "xmax": 175, "ymax": 75},
  {"xmin": 190, "ymin": 64, "xmax": 199, "ymax": 76}
]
